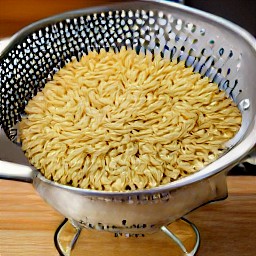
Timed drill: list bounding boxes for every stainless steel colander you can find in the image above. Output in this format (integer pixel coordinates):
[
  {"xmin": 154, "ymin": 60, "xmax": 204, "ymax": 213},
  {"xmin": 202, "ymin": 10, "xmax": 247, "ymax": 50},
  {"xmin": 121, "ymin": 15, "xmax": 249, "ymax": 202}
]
[{"xmin": 0, "ymin": 0, "xmax": 255, "ymax": 246}]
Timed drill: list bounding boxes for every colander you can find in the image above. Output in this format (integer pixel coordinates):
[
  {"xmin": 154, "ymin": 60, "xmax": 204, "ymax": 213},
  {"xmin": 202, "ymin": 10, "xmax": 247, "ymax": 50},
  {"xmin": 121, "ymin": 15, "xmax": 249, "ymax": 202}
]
[{"xmin": 0, "ymin": 0, "xmax": 256, "ymax": 254}]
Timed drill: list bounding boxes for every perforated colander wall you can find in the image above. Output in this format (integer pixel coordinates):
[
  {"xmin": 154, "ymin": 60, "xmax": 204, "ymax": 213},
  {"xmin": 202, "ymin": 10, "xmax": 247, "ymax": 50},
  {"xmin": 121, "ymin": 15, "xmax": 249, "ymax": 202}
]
[{"xmin": 0, "ymin": 8, "xmax": 242, "ymax": 141}]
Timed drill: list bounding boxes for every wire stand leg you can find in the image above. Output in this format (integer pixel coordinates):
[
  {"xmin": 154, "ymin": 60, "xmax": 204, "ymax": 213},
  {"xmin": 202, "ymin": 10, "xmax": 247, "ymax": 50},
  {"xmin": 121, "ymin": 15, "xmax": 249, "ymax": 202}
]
[
  {"xmin": 54, "ymin": 218, "xmax": 82, "ymax": 256},
  {"xmin": 160, "ymin": 217, "xmax": 200, "ymax": 256}
]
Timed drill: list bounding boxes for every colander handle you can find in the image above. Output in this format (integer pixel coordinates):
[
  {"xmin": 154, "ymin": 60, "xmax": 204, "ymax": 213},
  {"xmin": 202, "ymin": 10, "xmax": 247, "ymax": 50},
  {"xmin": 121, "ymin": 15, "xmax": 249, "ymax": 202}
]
[
  {"xmin": 0, "ymin": 160, "xmax": 35, "ymax": 183},
  {"xmin": 243, "ymin": 145, "xmax": 256, "ymax": 165}
]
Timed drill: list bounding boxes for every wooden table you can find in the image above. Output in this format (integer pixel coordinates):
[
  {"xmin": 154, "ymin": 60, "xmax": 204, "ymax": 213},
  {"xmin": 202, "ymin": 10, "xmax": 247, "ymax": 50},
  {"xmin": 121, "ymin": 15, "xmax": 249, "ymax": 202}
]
[
  {"xmin": 0, "ymin": 176, "xmax": 255, "ymax": 256},
  {"xmin": 0, "ymin": 0, "xmax": 129, "ymax": 38}
]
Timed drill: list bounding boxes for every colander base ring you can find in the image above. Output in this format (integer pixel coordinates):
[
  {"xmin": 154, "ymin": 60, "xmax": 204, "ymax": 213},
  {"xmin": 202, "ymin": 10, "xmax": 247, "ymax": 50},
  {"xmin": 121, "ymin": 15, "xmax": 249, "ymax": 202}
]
[{"xmin": 54, "ymin": 217, "xmax": 200, "ymax": 256}]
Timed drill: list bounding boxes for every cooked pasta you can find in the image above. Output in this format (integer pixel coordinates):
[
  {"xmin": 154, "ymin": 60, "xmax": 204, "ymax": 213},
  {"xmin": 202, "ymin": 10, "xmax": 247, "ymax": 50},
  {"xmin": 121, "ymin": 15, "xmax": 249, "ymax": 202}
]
[{"xmin": 19, "ymin": 47, "xmax": 242, "ymax": 191}]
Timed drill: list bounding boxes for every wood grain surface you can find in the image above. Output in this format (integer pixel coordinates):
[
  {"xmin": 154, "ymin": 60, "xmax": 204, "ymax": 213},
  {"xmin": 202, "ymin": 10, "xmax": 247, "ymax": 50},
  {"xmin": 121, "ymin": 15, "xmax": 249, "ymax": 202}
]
[
  {"xmin": 0, "ymin": 0, "xmax": 128, "ymax": 38},
  {"xmin": 0, "ymin": 176, "xmax": 255, "ymax": 256}
]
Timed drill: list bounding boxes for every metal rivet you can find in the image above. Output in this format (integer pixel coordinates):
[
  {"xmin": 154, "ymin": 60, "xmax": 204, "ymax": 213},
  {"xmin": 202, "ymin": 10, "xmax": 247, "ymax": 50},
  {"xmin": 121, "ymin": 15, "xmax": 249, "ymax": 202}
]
[{"xmin": 240, "ymin": 99, "xmax": 250, "ymax": 110}]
